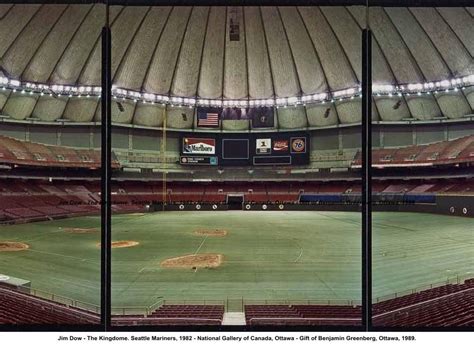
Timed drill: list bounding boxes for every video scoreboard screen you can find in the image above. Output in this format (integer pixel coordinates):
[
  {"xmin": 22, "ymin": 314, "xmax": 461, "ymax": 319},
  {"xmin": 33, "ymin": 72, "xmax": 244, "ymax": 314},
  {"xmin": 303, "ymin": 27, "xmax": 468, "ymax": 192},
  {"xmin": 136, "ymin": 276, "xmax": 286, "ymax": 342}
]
[
  {"xmin": 222, "ymin": 139, "xmax": 249, "ymax": 160},
  {"xmin": 180, "ymin": 132, "xmax": 309, "ymax": 166}
]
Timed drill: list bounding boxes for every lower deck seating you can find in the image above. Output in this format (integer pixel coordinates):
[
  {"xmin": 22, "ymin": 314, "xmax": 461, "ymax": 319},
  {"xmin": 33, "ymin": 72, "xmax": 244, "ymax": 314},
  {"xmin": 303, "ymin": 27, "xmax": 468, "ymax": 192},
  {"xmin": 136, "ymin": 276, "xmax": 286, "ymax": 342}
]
[
  {"xmin": 0, "ymin": 286, "xmax": 99, "ymax": 325},
  {"xmin": 372, "ymin": 279, "xmax": 474, "ymax": 327},
  {"xmin": 111, "ymin": 305, "xmax": 224, "ymax": 326},
  {"xmin": 245, "ymin": 304, "xmax": 361, "ymax": 326},
  {"xmin": 112, "ymin": 304, "xmax": 361, "ymax": 327},
  {"xmin": 1, "ymin": 178, "xmax": 474, "ymax": 223}
]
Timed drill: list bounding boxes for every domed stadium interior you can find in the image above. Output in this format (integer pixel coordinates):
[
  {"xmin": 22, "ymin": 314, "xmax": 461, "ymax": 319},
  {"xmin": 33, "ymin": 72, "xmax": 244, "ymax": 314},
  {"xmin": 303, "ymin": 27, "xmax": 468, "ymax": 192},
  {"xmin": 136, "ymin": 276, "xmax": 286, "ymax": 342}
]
[{"xmin": 0, "ymin": 2, "xmax": 473, "ymax": 329}]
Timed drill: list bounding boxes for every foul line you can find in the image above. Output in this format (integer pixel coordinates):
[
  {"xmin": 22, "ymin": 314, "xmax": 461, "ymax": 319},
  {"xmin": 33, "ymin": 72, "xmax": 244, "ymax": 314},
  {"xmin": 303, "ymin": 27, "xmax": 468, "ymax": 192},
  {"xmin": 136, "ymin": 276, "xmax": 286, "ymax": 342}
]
[
  {"xmin": 138, "ymin": 254, "xmax": 162, "ymax": 273},
  {"xmin": 194, "ymin": 234, "xmax": 209, "ymax": 255},
  {"xmin": 292, "ymin": 238, "xmax": 303, "ymax": 263},
  {"xmin": 27, "ymin": 249, "xmax": 97, "ymax": 263},
  {"xmin": 191, "ymin": 235, "xmax": 209, "ymax": 275},
  {"xmin": 294, "ymin": 249, "xmax": 304, "ymax": 263}
]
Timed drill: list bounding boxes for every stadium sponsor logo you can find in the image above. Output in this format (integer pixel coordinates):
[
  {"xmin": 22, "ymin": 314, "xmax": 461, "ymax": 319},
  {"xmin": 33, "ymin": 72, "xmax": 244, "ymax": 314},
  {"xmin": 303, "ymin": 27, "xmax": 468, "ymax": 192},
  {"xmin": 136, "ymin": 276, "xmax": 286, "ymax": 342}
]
[
  {"xmin": 256, "ymin": 138, "xmax": 271, "ymax": 154},
  {"xmin": 273, "ymin": 139, "xmax": 289, "ymax": 152},
  {"xmin": 291, "ymin": 137, "xmax": 306, "ymax": 153},
  {"xmin": 180, "ymin": 156, "xmax": 218, "ymax": 165},
  {"xmin": 183, "ymin": 138, "xmax": 215, "ymax": 154}
]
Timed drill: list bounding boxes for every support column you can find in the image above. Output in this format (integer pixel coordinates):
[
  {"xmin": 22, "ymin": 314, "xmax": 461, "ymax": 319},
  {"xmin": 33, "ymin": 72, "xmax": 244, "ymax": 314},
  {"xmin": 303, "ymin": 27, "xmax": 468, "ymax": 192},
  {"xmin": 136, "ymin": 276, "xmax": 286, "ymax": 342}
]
[
  {"xmin": 362, "ymin": 28, "xmax": 372, "ymax": 331},
  {"xmin": 100, "ymin": 8, "xmax": 111, "ymax": 329}
]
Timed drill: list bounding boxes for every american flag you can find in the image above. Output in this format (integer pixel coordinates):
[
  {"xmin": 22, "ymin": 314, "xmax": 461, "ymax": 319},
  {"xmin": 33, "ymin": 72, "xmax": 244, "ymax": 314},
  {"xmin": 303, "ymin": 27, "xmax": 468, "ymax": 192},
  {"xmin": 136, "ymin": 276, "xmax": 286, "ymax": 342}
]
[{"xmin": 198, "ymin": 110, "xmax": 220, "ymax": 127}]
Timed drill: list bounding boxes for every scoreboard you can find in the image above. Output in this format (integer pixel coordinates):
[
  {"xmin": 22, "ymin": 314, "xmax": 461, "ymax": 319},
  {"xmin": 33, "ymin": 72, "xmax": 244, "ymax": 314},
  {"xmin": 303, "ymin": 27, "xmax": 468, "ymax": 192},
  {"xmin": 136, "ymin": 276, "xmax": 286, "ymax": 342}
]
[{"xmin": 180, "ymin": 132, "xmax": 309, "ymax": 166}]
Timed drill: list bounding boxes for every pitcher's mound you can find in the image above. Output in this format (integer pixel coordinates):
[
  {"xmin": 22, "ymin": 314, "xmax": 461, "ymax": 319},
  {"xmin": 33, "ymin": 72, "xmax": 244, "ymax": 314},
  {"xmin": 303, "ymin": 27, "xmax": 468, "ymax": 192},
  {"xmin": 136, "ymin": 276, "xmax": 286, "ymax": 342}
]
[
  {"xmin": 160, "ymin": 254, "xmax": 223, "ymax": 268},
  {"xmin": 96, "ymin": 241, "xmax": 139, "ymax": 248},
  {"xmin": 194, "ymin": 229, "xmax": 227, "ymax": 237},
  {"xmin": 0, "ymin": 242, "xmax": 29, "ymax": 252},
  {"xmin": 65, "ymin": 227, "xmax": 98, "ymax": 234}
]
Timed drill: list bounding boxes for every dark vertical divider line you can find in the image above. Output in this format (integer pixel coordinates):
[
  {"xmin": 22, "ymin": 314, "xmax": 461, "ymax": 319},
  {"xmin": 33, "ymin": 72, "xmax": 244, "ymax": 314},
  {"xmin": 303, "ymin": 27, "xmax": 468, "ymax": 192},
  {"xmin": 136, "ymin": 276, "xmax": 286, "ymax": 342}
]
[
  {"xmin": 101, "ymin": 5, "xmax": 111, "ymax": 330},
  {"xmin": 361, "ymin": 28, "xmax": 372, "ymax": 331}
]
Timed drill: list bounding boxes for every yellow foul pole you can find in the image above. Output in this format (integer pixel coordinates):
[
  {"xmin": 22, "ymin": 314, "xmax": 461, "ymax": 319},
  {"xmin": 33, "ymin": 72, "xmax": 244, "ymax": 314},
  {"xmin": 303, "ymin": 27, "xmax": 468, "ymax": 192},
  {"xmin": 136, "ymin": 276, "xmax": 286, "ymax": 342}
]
[{"xmin": 161, "ymin": 107, "xmax": 167, "ymax": 211}]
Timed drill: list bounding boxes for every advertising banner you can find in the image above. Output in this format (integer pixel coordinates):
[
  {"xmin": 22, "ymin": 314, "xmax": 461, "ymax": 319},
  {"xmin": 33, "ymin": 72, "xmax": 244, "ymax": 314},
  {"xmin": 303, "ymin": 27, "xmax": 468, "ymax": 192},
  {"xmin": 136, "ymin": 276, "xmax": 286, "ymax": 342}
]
[
  {"xmin": 273, "ymin": 139, "xmax": 289, "ymax": 152},
  {"xmin": 180, "ymin": 156, "xmax": 218, "ymax": 165},
  {"xmin": 182, "ymin": 138, "xmax": 216, "ymax": 155},
  {"xmin": 256, "ymin": 138, "xmax": 271, "ymax": 154},
  {"xmin": 180, "ymin": 132, "xmax": 309, "ymax": 166},
  {"xmin": 290, "ymin": 137, "xmax": 307, "ymax": 154}
]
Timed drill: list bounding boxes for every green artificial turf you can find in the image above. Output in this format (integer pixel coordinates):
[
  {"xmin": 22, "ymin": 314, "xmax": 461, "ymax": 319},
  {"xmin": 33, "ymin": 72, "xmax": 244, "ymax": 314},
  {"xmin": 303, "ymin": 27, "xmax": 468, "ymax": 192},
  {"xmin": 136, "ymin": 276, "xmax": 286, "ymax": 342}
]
[
  {"xmin": 110, "ymin": 211, "xmax": 362, "ymax": 309},
  {"xmin": 372, "ymin": 211, "xmax": 474, "ymax": 301},
  {"xmin": 0, "ymin": 216, "xmax": 101, "ymax": 307},
  {"xmin": 0, "ymin": 211, "xmax": 472, "ymax": 313}
]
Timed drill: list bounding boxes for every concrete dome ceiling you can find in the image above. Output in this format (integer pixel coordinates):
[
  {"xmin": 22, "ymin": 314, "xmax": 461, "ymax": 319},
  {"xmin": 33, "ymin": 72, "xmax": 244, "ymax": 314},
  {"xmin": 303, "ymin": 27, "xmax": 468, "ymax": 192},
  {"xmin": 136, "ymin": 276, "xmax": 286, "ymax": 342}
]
[{"xmin": 0, "ymin": 4, "xmax": 473, "ymax": 128}]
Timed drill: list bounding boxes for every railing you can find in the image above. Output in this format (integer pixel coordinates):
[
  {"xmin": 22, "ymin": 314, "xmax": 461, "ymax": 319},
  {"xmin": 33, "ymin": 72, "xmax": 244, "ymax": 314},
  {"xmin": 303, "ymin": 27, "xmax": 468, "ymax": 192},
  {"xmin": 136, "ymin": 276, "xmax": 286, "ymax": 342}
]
[
  {"xmin": 373, "ymin": 274, "xmax": 473, "ymax": 304},
  {"xmin": 112, "ymin": 299, "xmax": 224, "ymax": 316},
  {"xmin": 111, "ymin": 297, "xmax": 360, "ymax": 316},
  {"xmin": 372, "ymin": 287, "xmax": 474, "ymax": 326},
  {"xmin": 111, "ymin": 275, "xmax": 474, "ymax": 316},
  {"xmin": 241, "ymin": 299, "xmax": 359, "ymax": 306},
  {"xmin": 111, "ymin": 300, "xmax": 168, "ymax": 317},
  {"xmin": 248, "ymin": 317, "xmax": 362, "ymax": 326},
  {"xmin": 111, "ymin": 306, "xmax": 151, "ymax": 317},
  {"xmin": 373, "ymin": 287, "xmax": 474, "ymax": 319},
  {"xmin": 12, "ymin": 284, "xmax": 100, "ymax": 314}
]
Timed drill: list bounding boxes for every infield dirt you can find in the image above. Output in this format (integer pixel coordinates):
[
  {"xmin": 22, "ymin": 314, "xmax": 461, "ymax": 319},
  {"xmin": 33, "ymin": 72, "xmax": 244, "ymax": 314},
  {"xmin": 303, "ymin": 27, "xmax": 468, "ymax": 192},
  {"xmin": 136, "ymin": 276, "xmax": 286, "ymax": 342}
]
[
  {"xmin": 0, "ymin": 242, "xmax": 29, "ymax": 252},
  {"xmin": 160, "ymin": 254, "xmax": 223, "ymax": 268}
]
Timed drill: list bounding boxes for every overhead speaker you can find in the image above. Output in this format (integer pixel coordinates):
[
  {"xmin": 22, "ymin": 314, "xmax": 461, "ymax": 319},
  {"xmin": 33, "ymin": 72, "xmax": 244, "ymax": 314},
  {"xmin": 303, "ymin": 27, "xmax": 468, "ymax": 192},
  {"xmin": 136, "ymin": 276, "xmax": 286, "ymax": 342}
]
[
  {"xmin": 393, "ymin": 100, "xmax": 402, "ymax": 110},
  {"xmin": 324, "ymin": 108, "xmax": 331, "ymax": 118}
]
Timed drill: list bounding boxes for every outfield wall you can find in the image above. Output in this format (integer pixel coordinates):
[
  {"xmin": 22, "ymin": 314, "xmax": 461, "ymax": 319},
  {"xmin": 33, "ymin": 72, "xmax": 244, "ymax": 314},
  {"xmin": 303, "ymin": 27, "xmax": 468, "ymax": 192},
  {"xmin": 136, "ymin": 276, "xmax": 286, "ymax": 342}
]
[
  {"xmin": 161, "ymin": 203, "xmax": 362, "ymax": 212},
  {"xmin": 435, "ymin": 195, "xmax": 474, "ymax": 217},
  {"xmin": 158, "ymin": 194, "xmax": 474, "ymax": 218},
  {"xmin": 374, "ymin": 195, "xmax": 473, "ymax": 218}
]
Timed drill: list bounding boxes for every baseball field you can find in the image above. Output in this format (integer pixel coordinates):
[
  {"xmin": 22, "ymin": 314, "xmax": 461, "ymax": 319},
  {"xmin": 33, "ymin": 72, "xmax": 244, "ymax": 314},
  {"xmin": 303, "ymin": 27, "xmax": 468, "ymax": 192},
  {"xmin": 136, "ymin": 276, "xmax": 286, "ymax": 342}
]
[{"xmin": 0, "ymin": 211, "xmax": 472, "ymax": 313}]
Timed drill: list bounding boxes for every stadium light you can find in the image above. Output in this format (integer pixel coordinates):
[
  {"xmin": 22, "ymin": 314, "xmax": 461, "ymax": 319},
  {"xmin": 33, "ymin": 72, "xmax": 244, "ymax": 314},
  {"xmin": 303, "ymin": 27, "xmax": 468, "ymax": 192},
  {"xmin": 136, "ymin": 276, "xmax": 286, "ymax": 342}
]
[
  {"xmin": 287, "ymin": 97, "xmax": 298, "ymax": 104},
  {"xmin": 1, "ymin": 74, "xmax": 473, "ymax": 110}
]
